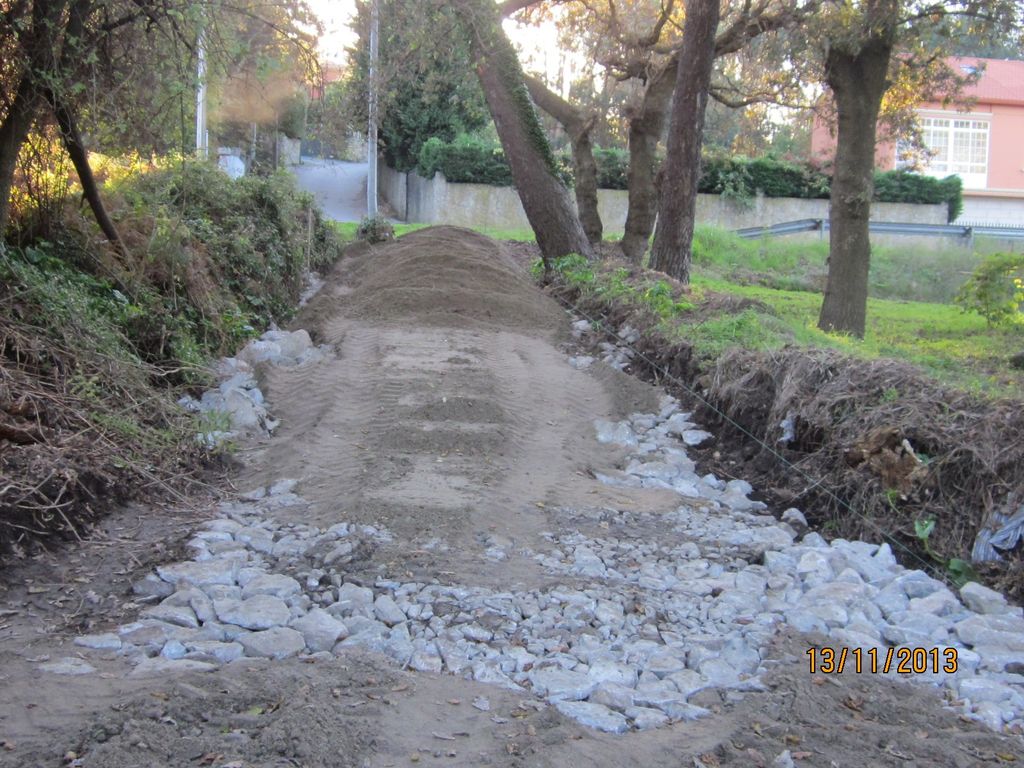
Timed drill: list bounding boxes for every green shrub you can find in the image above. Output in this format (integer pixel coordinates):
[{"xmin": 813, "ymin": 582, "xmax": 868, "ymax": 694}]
[
  {"xmin": 873, "ymin": 170, "xmax": 963, "ymax": 222},
  {"xmin": 696, "ymin": 156, "xmax": 960, "ymax": 216},
  {"xmin": 417, "ymin": 134, "xmax": 513, "ymax": 186},
  {"xmin": 413, "ymin": 139, "xmax": 961, "ymax": 217},
  {"xmin": 955, "ymin": 252, "xmax": 1024, "ymax": 326},
  {"xmin": 357, "ymin": 214, "xmax": 395, "ymax": 243}
]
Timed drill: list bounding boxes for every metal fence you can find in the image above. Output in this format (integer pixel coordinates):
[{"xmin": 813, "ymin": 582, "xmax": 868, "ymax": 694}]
[{"xmin": 735, "ymin": 218, "xmax": 1024, "ymax": 242}]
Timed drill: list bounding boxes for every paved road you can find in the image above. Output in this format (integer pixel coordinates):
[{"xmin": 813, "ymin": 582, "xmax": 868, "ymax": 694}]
[{"xmin": 292, "ymin": 157, "xmax": 367, "ymax": 222}]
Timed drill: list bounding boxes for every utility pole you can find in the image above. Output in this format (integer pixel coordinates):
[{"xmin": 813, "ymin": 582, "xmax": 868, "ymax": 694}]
[
  {"xmin": 367, "ymin": 0, "xmax": 379, "ymax": 217},
  {"xmin": 196, "ymin": 27, "xmax": 208, "ymax": 159}
]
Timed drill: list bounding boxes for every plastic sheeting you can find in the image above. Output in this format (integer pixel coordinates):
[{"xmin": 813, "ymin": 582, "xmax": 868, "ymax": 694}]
[{"xmin": 972, "ymin": 502, "xmax": 1024, "ymax": 562}]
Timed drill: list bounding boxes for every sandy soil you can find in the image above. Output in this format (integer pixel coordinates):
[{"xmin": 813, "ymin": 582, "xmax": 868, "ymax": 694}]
[{"xmin": 0, "ymin": 226, "xmax": 1021, "ymax": 767}]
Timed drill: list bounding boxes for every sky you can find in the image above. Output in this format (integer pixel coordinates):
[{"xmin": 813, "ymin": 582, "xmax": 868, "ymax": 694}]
[
  {"xmin": 307, "ymin": 0, "xmax": 358, "ymax": 63},
  {"xmin": 305, "ymin": 0, "xmax": 569, "ymax": 90}
]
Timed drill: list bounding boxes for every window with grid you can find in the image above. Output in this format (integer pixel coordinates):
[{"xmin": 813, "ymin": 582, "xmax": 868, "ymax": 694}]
[{"xmin": 920, "ymin": 116, "xmax": 989, "ymax": 187}]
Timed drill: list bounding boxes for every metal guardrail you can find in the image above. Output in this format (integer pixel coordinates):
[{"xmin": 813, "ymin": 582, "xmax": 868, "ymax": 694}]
[{"xmin": 735, "ymin": 219, "xmax": 1024, "ymax": 241}]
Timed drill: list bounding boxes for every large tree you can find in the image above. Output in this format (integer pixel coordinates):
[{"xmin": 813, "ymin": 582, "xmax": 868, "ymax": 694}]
[
  {"xmin": 816, "ymin": 0, "xmax": 897, "ymax": 336},
  {"xmin": 453, "ymin": 0, "xmax": 593, "ymax": 263},
  {"xmin": 537, "ymin": 0, "xmax": 820, "ymax": 263},
  {"xmin": 813, "ymin": 0, "xmax": 1020, "ymax": 337},
  {"xmin": 348, "ymin": 0, "xmax": 490, "ymax": 171},
  {"xmin": 523, "ymin": 73, "xmax": 603, "ymax": 244},
  {"xmin": 0, "ymin": 0, "xmax": 318, "ymax": 240}
]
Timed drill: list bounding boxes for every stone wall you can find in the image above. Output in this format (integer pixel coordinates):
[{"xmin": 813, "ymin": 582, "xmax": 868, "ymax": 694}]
[
  {"xmin": 378, "ymin": 161, "xmax": 949, "ymax": 238},
  {"xmin": 277, "ymin": 135, "xmax": 302, "ymax": 167}
]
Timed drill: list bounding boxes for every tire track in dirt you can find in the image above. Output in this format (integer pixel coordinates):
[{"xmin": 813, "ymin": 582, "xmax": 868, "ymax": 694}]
[{"xmin": 241, "ymin": 228, "xmax": 665, "ymax": 588}]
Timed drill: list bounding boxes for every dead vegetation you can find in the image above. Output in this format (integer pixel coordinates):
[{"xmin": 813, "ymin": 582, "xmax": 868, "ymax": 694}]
[
  {"xmin": 0, "ymin": 312, "xmax": 200, "ymax": 557},
  {"xmin": 1, "ymin": 161, "xmax": 341, "ymax": 560}
]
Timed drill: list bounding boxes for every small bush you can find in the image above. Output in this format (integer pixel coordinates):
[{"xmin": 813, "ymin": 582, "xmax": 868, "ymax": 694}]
[
  {"xmin": 698, "ymin": 155, "xmax": 830, "ymax": 201},
  {"xmin": 696, "ymin": 156, "xmax": 961, "ymax": 218},
  {"xmin": 955, "ymin": 252, "xmax": 1024, "ymax": 326},
  {"xmin": 357, "ymin": 214, "xmax": 395, "ymax": 244}
]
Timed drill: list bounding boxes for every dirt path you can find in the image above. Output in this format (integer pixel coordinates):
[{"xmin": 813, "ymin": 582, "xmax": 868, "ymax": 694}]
[{"xmin": 0, "ymin": 227, "xmax": 1021, "ymax": 767}]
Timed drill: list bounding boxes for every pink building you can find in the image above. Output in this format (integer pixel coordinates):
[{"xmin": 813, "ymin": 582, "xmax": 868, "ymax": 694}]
[{"xmin": 810, "ymin": 57, "xmax": 1024, "ymax": 226}]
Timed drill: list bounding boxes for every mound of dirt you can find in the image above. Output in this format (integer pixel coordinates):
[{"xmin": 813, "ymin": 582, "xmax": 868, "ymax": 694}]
[{"xmin": 340, "ymin": 226, "xmax": 566, "ymax": 333}]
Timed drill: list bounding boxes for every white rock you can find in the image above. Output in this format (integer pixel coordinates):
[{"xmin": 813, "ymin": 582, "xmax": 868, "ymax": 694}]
[
  {"xmin": 960, "ymin": 582, "xmax": 1013, "ymax": 616},
  {"xmin": 157, "ymin": 558, "xmax": 241, "ymax": 588},
  {"xmin": 185, "ymin": 641, "xmax": 245, "ymax": 663},
  {"xmin": 590, "ymin": 682, "xmax": 636, "ymax": 711},
  {"xmin": 657, "ymin": 699, "xmax": 711, "ymax": 721},
  {"xmin": 238, "ymin": 627, "xmax": 306, "ymax": 659},
  {"xmin": 781, "ymin": 508, "xmax": 807, "ymax": 529},
  {"xmin": 74, "ymin": 633, "xmax": 122, "ymax": 651},
  {"xmin": 214, "ymin": 595, "xmax": 290, "ymax": 630},
  {"xmin": 409, "ymin": 648, "xmax": 443, "ymax": 673},
  {"xmin": 290, "ymin": 608, "xmax": 349, "ymax": 652},
  {"xmin": 625, "ymin": 705, "xmax": 668, "ymax": 730},
  {"xmin": 129, "ymin": 657, "xmax": 216, "ymax": 677},
  {"xmin": 681, "ymin": 430, "xmax": 712, "ymax": 447},
  {"xmin": 554, "ymin": 700, "xmax": 628, "ymax": 733},
  {"xmin": 587, "ymin": 660, "xmax": 638, "ymax": 687},
  {"xmin": 143, "ymin": 603, "xmax": 199, "ymax": 629},
  {"xmin": 959, "ymin": 677, "xmax": 1016, "ymax": 706},
  {"xmin": 955, "ymin": 615, "xmax": 1024, "ymax": 652},
  {"xmin": 39, "ymin": 657, "xmax": 96, "ymax": 675},
  {"xmin": 241, "ymin": 573, "xmax": 302, "ymax": 600},
  {"xmin": 374, "ymin": 594, "xmax": 407, "ymax": 626},
  {"xmin": 970, "ymin": 701, "xmax": 1005, "ymax": 731},
  {"xmin": 663, "ymin": 414, "xmax": 695, "ymax": 436},
  {"xmin": 594, "ymin": 420, "xmax": 638, "ymax": 447},
  {"xmin": 528, "ymin": 667, "xmax": 596, "ymax": 701}
]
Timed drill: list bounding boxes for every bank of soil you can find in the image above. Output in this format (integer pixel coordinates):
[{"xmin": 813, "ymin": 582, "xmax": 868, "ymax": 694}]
[
  {"xmin": 0, "ymin": 227, "xmax": 1020, "ymax": 767},
  {"xmin": 535, "ymin": 250, "xmax": 1024, "ymax": 602}
]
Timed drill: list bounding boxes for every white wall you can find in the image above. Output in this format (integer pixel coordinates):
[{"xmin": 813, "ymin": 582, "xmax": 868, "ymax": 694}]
[
  {"xmin": 958, "ymin": 195, "xmax": 1024, "ymax": 228},
  {"xmin": 379, "ymin": 164, "xmax": 950, "ymax": 236}
]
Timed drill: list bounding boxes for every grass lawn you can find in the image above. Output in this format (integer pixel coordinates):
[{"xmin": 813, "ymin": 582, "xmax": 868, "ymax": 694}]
[{"xmin": 689, "ymin": 275, "xmax": 1022, "ymax": 396}]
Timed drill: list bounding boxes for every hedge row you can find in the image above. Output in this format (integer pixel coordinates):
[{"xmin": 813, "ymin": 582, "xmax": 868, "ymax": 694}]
[{"xmin": 414, "ymin": 137, "xmax": 963, "ymax": 221}]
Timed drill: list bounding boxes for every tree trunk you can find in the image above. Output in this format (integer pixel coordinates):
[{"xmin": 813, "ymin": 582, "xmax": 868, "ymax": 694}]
[
  {"xmin": 0, "ymin": 78, "xmax": 41, "ymax": 235},
  {"xmin": 571, "ymin": 130, "xmax": 602, "ymax": 244},
  {"xmin": 456, "ymin": 0, "xmax": 592, "ymax": 265},
  {"xmin": 47, "ymin": 90, "xmax": 128, "ymax": 256},
  {"xmin": 817, "ymin": 36, "xmax": 893, "ymax": 338},
  {"xmin": 649, "ymin": 0, "xmax": 720, "ymax": 283},
  {"xmin": 620, "ymin": 67, "xmax": 676, "ymax": 262},
  {"xmin": 0, "ymin": 0, "xmax": 69, "ymax": 234},
  {"xmin": 523, "ymin": 74, "xmax": 602, "ymax": 245}
]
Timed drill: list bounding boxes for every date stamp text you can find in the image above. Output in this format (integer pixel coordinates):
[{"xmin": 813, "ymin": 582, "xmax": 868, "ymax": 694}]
[{"xmin": 806, "ymin": 646, "xmax": 959, "ymax": 675}]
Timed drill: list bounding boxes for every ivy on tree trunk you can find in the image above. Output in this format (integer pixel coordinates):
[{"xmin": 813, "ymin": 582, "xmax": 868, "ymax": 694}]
[
  {"xmin": 523, "ymin": 74, "xmax": 603, "ymax": 246},
  {"xmin": 454, "ymin": 0, "xmax": 592, "ymax": 266}
]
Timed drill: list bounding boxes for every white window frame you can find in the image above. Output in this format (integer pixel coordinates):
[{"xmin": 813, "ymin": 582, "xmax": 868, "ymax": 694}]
[{"xmin": 917, "ymin": 111, "xmax": 991, "ymax": 190}]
